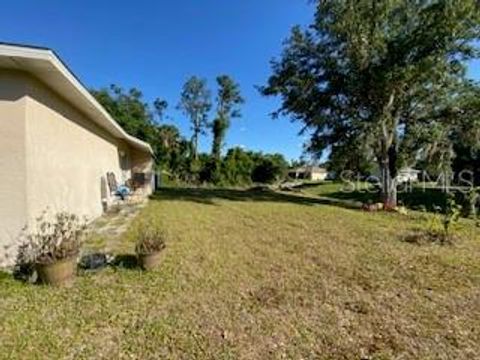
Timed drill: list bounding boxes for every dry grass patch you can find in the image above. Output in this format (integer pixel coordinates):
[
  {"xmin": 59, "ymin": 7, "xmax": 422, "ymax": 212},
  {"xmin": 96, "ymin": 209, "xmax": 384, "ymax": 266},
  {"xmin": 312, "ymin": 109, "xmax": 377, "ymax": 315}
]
[{"xmin": 1, "ymin": 187, "xmax": 479, "ymax": 359}]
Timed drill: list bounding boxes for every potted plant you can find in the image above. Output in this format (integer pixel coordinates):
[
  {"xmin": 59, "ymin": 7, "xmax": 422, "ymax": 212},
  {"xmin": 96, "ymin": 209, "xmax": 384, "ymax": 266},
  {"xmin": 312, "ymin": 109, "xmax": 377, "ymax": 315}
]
[
  {"xmin": 20, "ymin": 212, "xmax": 86, "ymax": 286},
  {"xmin": 135, "ymin": 224, "xmax": 167, "ymax": 271}
]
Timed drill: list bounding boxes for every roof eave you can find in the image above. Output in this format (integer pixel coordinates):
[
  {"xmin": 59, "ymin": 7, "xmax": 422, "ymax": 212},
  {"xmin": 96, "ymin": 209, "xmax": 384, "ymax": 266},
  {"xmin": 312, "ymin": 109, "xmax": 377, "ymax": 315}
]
[{"xmin": 0, "ymin": 43, "xmax": 154, "ymax": 155}]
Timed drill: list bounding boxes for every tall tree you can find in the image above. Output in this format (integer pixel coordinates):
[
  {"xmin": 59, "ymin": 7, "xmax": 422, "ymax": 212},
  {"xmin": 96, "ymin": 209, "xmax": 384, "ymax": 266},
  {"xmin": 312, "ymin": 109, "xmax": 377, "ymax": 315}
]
[
  {"xmin": 178, "ymin": 76, "xmax": 212, "ymax": 160},
  {"xmin": 151, "ymin": 99, "xmax": 184, "ymax": 170},
  {"xmin": 92, "ymin": 86, "xmax": 188, "ymax": 174},
  {"xmin": 261, "ymin": 0, "xmax": 480, "ymax": 207},
  {"xmin": 251, "ymin": 153, "xmax": 289, "ymax": 184},
  {"xmin": 211, "ymin": 75, "xmax": 244, "ymax": 160},
  {"xmin": 91, "ymin": 85, "xmax": 154, "ymax": 142},
  {"xmin": 327, "ymin": 137, "xmax": 377, "ymax": 178},
  {"xmin": 155, "ymin": 124, "xmax": 182, "ymax": 170},
  {"xmin": 221, "ymin": 147, "xmax": 256, "ymax": 185},
  {"xmin": 451, "ymin": 83, "xmax": 480, "ymax": 185},
  {"xmin": 153, "ymin": 98, "xmax": 169, "ymax": 123}
]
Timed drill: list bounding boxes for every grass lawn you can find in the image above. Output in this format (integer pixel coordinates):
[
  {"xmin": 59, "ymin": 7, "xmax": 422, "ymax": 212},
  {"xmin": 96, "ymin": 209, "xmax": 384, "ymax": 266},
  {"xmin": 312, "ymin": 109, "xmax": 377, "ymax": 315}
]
[
  {"xmin": 299, "ymin": 181, "xmax": 460, "ymax": 212},
  {"xmin": 1, "ymin": 187, "xmax": 479, "ymax": 359}
]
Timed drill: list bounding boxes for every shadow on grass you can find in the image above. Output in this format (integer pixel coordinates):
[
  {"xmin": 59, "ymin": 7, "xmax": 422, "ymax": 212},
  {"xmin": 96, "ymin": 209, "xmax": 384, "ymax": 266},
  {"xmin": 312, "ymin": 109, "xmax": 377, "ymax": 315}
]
[
  {"xmin": 151, "ymin": 186, "xmax": 363, "ymax": 210},
  {"xmin": 317, "ymin": 189, "xmax": 380, "ymax": 204},
  {"xmin": 296, "ymin": 182, "xmax": 452, "ymax": 212},
  {"xmin": 323, "ymin": 188, "xmax": 450, "ymax": 212},
  {"xmin": 3, "ymin": 253, "xmax": 142, "ymax": 284},
  {"xmin": 111, "ymin": 254, "xmax": 138, "ymax": 270},
  {"xmin": 0, "ymin": 270, "xmax": 12, "ymax": 281},
  {"xmin": 291, "ymin": 182, "xmax": 381, "ymax": 204},
  {"xmin": 79, "ymin": 253, "xmax": 139, "ymax": 271},
  {"xmin": 152, "ymin": 184, "xmax": 458, "ymax": 214}
]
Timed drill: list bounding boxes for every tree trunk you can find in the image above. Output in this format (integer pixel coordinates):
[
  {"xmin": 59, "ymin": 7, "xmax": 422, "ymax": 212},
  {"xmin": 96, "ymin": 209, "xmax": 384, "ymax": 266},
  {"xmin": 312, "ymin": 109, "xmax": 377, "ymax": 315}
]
[
  {"xmin": 192, "ymin": 132, "xmax": 198, "ymax": 160},
  {"xmin": 381, "ymin": 163, "xmax": 397, "ymax": 209},
  {"xmin": 211, "ymin": 119, "xmax": 222, "ymax": 161},
  {"xmin": 379, "ymin": 144, "xmax": 398, "ymax": 209},
  {"xmin": 377, "ymin": 92, "xmax": 398, "ymax": 209}
]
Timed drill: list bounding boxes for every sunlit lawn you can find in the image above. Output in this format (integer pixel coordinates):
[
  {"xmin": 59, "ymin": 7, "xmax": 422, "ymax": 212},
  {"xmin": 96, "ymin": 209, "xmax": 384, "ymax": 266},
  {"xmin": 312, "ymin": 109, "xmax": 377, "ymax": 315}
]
[{"xmin": 1, "ymin": 187, "xmax": 479, "ymax": 359}]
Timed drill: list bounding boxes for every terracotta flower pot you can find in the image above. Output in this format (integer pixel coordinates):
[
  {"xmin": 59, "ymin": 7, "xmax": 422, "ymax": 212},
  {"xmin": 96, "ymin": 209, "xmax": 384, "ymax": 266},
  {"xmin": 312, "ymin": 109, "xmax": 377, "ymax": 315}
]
[
  {"xmin": 36, "ymin": 257, "xmax": 77, "ymax": 287},
  {"xmin": 138, "ymin": 252, "xmax": 162, "ymax": 271}
]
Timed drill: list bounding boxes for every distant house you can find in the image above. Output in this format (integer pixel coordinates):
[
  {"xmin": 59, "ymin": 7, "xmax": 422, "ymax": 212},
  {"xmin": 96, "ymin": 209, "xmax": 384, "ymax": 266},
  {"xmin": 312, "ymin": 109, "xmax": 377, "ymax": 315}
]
[
  {"xmin": 397, "ymin": 167, "xmax": 421, "ymax": 183},
  {"xmin": 370, "ymin": 167, "xmax": 421, "ymax": 184},
  {"xmin": 289, "ymin": 166, "xmax": 328, "ymax": 181},
  {"xmin": 0, "ymin": 43, "xmax": 154, "ymax": 266}
]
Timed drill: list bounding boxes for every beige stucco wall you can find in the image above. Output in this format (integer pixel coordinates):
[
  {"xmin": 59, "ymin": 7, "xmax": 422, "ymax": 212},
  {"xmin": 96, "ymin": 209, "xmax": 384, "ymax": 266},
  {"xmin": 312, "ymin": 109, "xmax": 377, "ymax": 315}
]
[
  {"xmin": 24, "ymin": 75, "xmax": 130, "ymax": 222},
  {"xmin": 0, "ymin": 70, "xmax": 153, "ymax": 267},
  {"xmin": 0, "ymin": 71, "xmax": 28, "ymax": 266},
  {"xmin": 310, "ymin": 172, "xmax": 328, "ymax": 182},
  {"xmin": 132, "ymin": 148, "xmax": 154, "ymax": 194}
]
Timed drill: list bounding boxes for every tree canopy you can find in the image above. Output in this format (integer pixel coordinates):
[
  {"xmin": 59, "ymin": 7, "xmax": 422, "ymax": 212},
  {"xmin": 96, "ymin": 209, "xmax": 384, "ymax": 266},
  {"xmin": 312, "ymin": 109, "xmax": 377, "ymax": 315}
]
[
  {"xmin": 211, "ymin": 75, "xmax": 244, "ymax": 160},
  {"xmin": 91, "ymin": 85, "xmax": 154, "ymax": 142},
  {"xmin": 261, "ymin": 0, "xmax": 480, "ymax": 207},
  {"xmin": 91, "ymin": 85, "xmax": 190, "ymax": 174},
  {"xmin": 91, "ymin": 81, "xmax": 286, "ymax": 187},
  {"xmin": 177, "ymin": 76, "xmax": 212, "ymax": 160}
]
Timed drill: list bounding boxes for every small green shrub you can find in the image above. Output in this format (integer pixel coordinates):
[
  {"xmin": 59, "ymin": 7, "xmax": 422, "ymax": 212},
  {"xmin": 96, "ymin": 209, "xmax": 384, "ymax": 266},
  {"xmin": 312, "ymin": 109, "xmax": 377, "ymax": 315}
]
[
  {"xmin": 442, "ymin": 192, "xmax": 462, "ymax": 244},
  {"xmin": 462, "ymin": 187, "xmax": 479, "ymax": 219},
  {"xmin": 406, "ymin": 193, "xmax": 462, "ymax": 245},
  {"xmin": 427, "ymin": 193, "xmax": 461, "ymax": 244}
]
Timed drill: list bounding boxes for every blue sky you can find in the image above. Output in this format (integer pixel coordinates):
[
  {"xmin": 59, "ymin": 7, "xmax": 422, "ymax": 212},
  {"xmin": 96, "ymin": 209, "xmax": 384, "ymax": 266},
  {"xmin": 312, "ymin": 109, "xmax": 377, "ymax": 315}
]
[
  {"xmin": 1, "ymin": 1, "xmax": 478, "ymax": 161},
  {"xmin": 0, "ymin": 0, "xmax": 315, "ymax": 160}
]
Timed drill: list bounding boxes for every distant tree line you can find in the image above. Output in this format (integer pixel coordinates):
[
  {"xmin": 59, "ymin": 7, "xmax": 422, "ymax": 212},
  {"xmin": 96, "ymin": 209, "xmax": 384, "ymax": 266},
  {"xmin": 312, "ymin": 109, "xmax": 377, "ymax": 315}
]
[{"xmin": 90, "ymin": 76, "xmax": 288, "ymax": 186}]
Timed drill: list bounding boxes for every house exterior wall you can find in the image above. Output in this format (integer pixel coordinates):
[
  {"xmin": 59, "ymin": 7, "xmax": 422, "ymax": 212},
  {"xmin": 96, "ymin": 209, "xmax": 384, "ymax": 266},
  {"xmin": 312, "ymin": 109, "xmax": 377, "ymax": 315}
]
[
  {"xmin": 0, "ymin": 71, "xmax": 28, "ymax": 266},
  {"xmin": 0, "ymin": 70, "xmax": 153, "ymax": 267},
  {"xmin": 397, "ymin": 170, "xmax": 420, "ymax": 183},
  {"xmin": 310, "ymin": 172, "xmax": 328, "ymax": 182},
  {"xmin": 131, "ymin": 148, "xmax": 154, "ymax": 194},
  {"xmin": 289, "ymin": 167, "xmax": 328, "ymax": 182},
  {"xmin": 24, "ymin": 75, "xmax": 130, "ymax": 222}
]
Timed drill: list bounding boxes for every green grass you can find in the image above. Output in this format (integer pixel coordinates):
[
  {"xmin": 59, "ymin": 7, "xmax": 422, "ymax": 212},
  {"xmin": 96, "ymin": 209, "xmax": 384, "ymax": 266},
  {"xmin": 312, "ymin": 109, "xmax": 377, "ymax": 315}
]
[
  {"xmin": 1, "ymin": 187, "xmax": 479, "ymax": 359},
  {"xmin": 299, "ymin": 181, "xmax": 463, "ymax": 211}
]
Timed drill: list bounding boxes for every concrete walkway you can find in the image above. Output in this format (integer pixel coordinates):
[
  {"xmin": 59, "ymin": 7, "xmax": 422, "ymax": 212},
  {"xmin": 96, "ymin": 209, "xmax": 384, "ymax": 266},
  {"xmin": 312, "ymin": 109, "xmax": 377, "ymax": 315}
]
[{"xmin": 86, "ymin": 200, "xmax": 147, "ymax": 253}]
